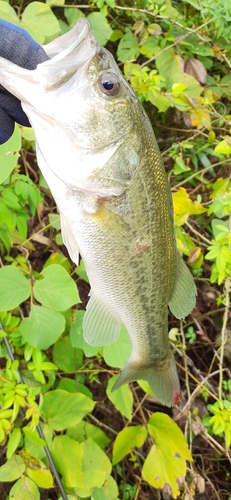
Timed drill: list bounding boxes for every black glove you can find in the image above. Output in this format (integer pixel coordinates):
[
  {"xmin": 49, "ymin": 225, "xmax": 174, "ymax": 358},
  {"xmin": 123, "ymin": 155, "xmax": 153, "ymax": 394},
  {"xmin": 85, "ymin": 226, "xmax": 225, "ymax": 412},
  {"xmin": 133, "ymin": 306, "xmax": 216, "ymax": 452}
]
[{"xmin": 0, "ymin": 19, "xmax": 49, "ymax": 144}]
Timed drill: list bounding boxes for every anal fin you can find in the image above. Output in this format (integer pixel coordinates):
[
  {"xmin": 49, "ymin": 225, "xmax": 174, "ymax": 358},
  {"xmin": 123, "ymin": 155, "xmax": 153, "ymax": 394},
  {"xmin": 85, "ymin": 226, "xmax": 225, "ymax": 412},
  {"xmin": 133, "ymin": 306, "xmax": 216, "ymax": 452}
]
[
  {"xmin": 83, "ymin": 293, "xmax": 120, "ymax": 346},
  {"xmin": 168, "ymin": 251, "xmax": 197, "ymax": 319}
]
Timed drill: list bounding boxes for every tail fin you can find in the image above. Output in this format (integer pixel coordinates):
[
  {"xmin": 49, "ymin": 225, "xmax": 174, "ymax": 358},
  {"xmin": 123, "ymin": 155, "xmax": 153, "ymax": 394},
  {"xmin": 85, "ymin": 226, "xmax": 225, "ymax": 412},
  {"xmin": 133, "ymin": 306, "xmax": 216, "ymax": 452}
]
[{"xmin": 112, "ymin": 352, "xmax": 181, "ymax": 407}]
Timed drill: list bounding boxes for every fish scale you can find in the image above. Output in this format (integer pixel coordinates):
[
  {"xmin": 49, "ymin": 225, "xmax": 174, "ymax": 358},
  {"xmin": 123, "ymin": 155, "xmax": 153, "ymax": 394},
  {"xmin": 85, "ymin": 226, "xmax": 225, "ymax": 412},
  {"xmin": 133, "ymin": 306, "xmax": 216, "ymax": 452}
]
[{"xmin": 0, "ymin": 18, "xmax": 197, "ymax": 406}]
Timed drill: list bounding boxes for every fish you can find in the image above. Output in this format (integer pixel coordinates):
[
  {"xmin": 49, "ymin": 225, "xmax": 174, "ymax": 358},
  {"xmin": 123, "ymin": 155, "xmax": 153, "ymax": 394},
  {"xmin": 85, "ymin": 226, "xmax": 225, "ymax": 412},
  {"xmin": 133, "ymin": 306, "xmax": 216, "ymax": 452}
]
[{"xmin": 0, "ymin": 18, "xmax": 196, "ymax": 406}]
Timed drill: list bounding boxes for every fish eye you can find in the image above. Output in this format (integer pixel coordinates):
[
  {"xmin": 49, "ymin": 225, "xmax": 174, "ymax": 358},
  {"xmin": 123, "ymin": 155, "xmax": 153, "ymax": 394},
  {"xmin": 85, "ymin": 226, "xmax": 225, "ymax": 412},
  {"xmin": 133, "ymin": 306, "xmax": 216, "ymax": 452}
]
[{"xmin": 99, "ymin": 73, "xmax": 120, "ymax": 96}]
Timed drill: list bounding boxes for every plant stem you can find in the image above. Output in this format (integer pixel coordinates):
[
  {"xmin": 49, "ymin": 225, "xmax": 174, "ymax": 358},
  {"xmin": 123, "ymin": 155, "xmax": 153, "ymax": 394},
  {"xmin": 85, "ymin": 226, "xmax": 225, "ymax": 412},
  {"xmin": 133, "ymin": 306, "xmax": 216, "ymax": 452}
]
[
  {"xmin": 173, "ymin": 158, "xmax": 230, "ymax": 189},
  {"xmin": 218, "ymin": 277, "xmax": 230, "ymax": 400}
]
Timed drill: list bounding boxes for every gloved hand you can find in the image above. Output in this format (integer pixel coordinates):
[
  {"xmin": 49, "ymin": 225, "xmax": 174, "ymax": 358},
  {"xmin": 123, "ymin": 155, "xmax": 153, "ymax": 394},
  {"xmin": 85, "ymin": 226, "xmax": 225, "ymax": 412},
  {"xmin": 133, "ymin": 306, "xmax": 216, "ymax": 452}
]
[{"xmin": 0, "ymin": 19, "xmax": 49, "ymax": 144}]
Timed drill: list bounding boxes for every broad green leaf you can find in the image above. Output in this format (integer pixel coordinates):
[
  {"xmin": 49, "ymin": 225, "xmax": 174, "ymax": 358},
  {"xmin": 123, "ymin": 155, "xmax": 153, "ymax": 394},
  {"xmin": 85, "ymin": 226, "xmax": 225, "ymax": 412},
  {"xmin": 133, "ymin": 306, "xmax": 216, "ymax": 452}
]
[
  {"xmin": 171, "ymin": 82, "xmax": 189, "ymax": 95},
  {"xmin": 0, "ymin": 266, "xmax": 30, "ymax": 311},
  {"xmin": 9, "ymin": 476, "xmax": 40, "ymax": 500},
  {"xmin": 92, "ymin": 475, "xmax": 119, "ymax": 500},
  {"xmin": 57, "ymin": 378, "xmax": 93, "ymax": 400},
  {"xmin": 212, "ymin": 219, "xmax": 229, "ymax": 238},
  {"xmin": 140, "ymin": 35, "xmax": 159, "ymax": 58},
  {"xmin": 117, "ymin": 32, "xmax": 140, "ymax": 62},
  {"xmin": 24, "ymin": 424, "xmax": 53, "ymax": 461},
  {"xmin": 214, "ymin": 139, "xmax": 231, "ymax": 155},
  {"xmin": 50, "ymin": 435, "xmax": 83, "ymax": 488},
  {"xmin": 7, "ymin": 428, "xmax": 22, "ymax": 459},
  {"xmin": 0, "ymin": 1, "xmax": 19, "ymax": 24},
  {"xmin": 0, "ymin": 455, "xmax": 25, "ymax": 481},
  {"xmin": 103, "ymin": 325, "xmax": 132, "ymax": 368},
  {"xmin": 22, "ymin": 427, "xmax": 46, "ymax": 447},
  {"xmin": 48, "ymin": 214, "xmax": 61, "ymax": 231},
  {"xmin": 87, "ymin": 12, "xmax": 112, "ymax": 46},
  {"xmin": 0, "ymin": 125, "xmax": 21, "ymax": 184},
  {"xmin": 47, "ymin": 0, "xmax": 65, "ymax": 5},
  {"xmin": 52, "ymin": 336, "xmax": 83, "ymax": 371},
  {"xmin": 156, "ymin": 49, "xmax": 201, "ymax": 98},
  {"xmin": 107, "ymin": 376, "xmax": 133, "ymax": 420},
  {"xmin": 34, "ymin": 264, "xmax": 80, "ymax": 311},
  {"xmin": 75, "ymin": 438, "xmax": 112, "ymax": 497},
  {"xmin": 67, "ymin": 420, "xmax": 110, "ymax": 448},
  {"xmin": 41, "ymin": 389, "xmax": 95, "ymax": 430},
  {"xmin": 173, "ymin": 155, "xmax": 191, "ymax": 175},
  {"xmin": 21, "ymin": 1, "xmax": 60, "ymax": 43},
  {"xmin": 70, "ymin": 310, "xmax": 100, "ymax": 357},
  {"xmin": 20, "ymin": 305, "xmax": 65, "ymax": 349},
  {"xmin": 26, "ymin": 466, "xmax": 54, "ymax": 489},
  {"xmin": 113, "ymin": 426, "xmax": 148, "ymax": 464},
  {"xmin": 64, "ymin": 7, "xmax": 84, "ymax": 28},
  {"xmin": 142, "ymin": 413, "xmax": 192, "ymax": 498}
]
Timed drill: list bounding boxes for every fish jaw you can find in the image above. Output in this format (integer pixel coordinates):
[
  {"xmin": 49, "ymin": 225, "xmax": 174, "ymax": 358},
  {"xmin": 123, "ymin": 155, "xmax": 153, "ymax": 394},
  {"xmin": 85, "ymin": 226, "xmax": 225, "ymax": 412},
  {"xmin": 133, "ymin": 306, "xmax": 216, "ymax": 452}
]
[{"xmin": 112, "ymin": 351, "xmax": 181, "ymax": 407}]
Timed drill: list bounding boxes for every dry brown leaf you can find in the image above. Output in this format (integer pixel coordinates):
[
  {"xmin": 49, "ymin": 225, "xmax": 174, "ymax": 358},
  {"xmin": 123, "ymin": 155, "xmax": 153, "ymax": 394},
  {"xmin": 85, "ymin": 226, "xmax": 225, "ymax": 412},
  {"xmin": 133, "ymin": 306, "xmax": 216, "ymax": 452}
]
[{"xmin": 184, "ymin": 59, "xmax": 207, "ymax": 84}]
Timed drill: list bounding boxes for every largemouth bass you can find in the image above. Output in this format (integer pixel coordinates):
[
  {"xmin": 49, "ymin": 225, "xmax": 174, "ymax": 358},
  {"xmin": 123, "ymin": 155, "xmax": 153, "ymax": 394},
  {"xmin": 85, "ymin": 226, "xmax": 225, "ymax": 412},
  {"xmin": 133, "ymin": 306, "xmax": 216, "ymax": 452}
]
[{"xmin": 0, "ymin": 19, "xmax": 196, "ymax": 406}]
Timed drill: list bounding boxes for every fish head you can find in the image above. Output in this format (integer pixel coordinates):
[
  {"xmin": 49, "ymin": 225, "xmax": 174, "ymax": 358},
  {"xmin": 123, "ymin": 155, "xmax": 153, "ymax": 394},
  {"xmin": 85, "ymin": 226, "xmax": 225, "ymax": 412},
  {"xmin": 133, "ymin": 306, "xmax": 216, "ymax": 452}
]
[{"xmin": 0, "ymin": 19, "xmax": 142, "ymax": 194}]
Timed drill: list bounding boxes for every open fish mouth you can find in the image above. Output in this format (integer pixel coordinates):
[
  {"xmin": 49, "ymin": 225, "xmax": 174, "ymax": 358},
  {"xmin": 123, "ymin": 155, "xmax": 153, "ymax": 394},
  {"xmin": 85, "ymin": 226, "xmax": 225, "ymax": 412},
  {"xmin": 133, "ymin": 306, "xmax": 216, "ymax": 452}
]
[{"xmin": 37, "ymin": 18, "xmax": 99, "ymax": 90}]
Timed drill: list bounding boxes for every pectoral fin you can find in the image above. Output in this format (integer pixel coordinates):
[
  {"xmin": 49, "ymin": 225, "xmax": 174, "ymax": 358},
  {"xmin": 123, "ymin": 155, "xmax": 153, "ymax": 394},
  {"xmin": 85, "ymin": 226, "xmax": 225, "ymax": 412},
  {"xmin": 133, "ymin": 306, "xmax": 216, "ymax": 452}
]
[
  {"xmin": 168, "ymin": 252, "xmax": 197, "ymax": 319},
  {"xmin": 60, "ymin": 213, "xmax": 79, "ymax": 265},
  {"xmin": 83, "ymin": 293, "xmax": 120, "ymax": 346}
]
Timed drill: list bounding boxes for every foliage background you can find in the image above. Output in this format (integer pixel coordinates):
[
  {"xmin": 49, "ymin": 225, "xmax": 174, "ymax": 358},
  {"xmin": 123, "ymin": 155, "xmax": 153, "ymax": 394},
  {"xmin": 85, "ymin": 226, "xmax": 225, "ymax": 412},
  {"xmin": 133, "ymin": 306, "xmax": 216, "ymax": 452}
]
[{"xmin": 0, "ymin": 0, "xmax": 230, "ymax": 499}]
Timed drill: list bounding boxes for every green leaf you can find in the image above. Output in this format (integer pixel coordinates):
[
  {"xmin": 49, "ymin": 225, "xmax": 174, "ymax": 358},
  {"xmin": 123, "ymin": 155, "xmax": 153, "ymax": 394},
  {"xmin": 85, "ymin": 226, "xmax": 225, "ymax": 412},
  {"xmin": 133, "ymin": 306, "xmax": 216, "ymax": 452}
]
[
  {"xmin": 7, "ymin": 428, "xmax": 22, "ymax": 459},
  {"xmin": 113, "ymin": 426, "xmax": 148, "ymax": 464},
  {"xmin": 33, "ymin": 264, "xmax": 80, "ymax": 311},
  {"xmin": 64, "ymin": 7, "xmax": 84, "ymax": 28},
  {"xmin": 9, "ymin": 477, "xmax": 40, "ymax": 500},
  {"xmin": 0, "ymin": 266, "xmax": 30, "ymax": 311},
  {"xmin": 20, "ymin": 305, "xmax": 65, "ymax": 349},
  {"xmin": 24, "ymin": 424, "xmax": 52, "ymax": 461},
  {"xmin": 117, "ymin": 32, "xmax": 140, "ymax": 62},
  {"xmin": 50, "ymin": 435, "xmax": 83, "ymax": 488},
  {"xmin": 70, "ymin": 310, "xmax": 100, "ymax": 357},
  {"xmin": 0, "ymin": 125, "xmax": 21, "ymax": 184},
  {"xmin": 67, "ymin": 420, "xmax": 110, "ymax": 448},
  {"xmin": 41, "ymin": 389, "xmax": 95, "ymax": 431},
  {"xmin": 107, "ymin": 375, "xmax": 133, "ymax": 420},
  {"xmin": 142, "ymin": 413, "xmax": 192, "ymax": 498},
  {"xmin": 0, "ymin": 1, "xmax": 19, "ymax": 25},
  {"xmin": 22, "ymin": 427, "xmax": 46, "ymax": 447},
  {"xmin": 52, "ymin": 336, "xmax": 83, "ymax": 371},
  {"xmin": 171, "ymin": 82, "xmax": 189, "ymax": 95},
  {"xmin": 214, "ymin": 139, "xmax": 231, "ymax": 155},
  {"xmin": 26, "ymin": 466, "xmax": 54, "ymax": 489},
  {"xmin": 47, "ymin": 0, "xmax": 65, "ymax": 5},
  {"xmin": 92, "ymin": 475, "xmax": 119, "ymax": 500},
  {"xmin": 0, "ymin": 455, "xmax": 25, "ymax": 482},
  {"xmin": 87, "ymin": 12, "xmax": 112, "ymax": 46},
  {"xmin": 21, "ymin": 1, "xmax": 60, "ymax": 43},
  {"xmin": 103, "ymin": 325, "xmax": 132, "ymax": 368},
  {"xmin": 75, "ymin": 438, "xmax": 112, "ymax": 497}
]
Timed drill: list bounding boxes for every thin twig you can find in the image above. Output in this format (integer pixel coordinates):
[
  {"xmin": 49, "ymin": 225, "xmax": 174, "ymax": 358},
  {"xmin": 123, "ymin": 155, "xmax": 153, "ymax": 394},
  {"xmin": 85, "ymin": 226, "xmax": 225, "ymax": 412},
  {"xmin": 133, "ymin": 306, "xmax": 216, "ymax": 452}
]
[
  {"xmin": 218, "ymin": 276, "xmax": 230, "ymax": 400},
  {"xmin": 173, "ymin": 158, "xmax": 231, "ymax": 189},
  {"xmin": 185, "ymin": 221, "xmax": 211, "ymax": 246}
]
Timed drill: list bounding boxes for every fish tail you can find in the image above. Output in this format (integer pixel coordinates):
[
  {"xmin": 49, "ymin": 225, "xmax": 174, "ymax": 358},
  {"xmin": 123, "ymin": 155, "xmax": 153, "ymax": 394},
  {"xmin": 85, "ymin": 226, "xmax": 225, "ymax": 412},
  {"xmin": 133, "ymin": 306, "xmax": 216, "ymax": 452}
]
[{"xmin": 111, "ymin": 351, "xmax": 181, "ymax": 407}]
